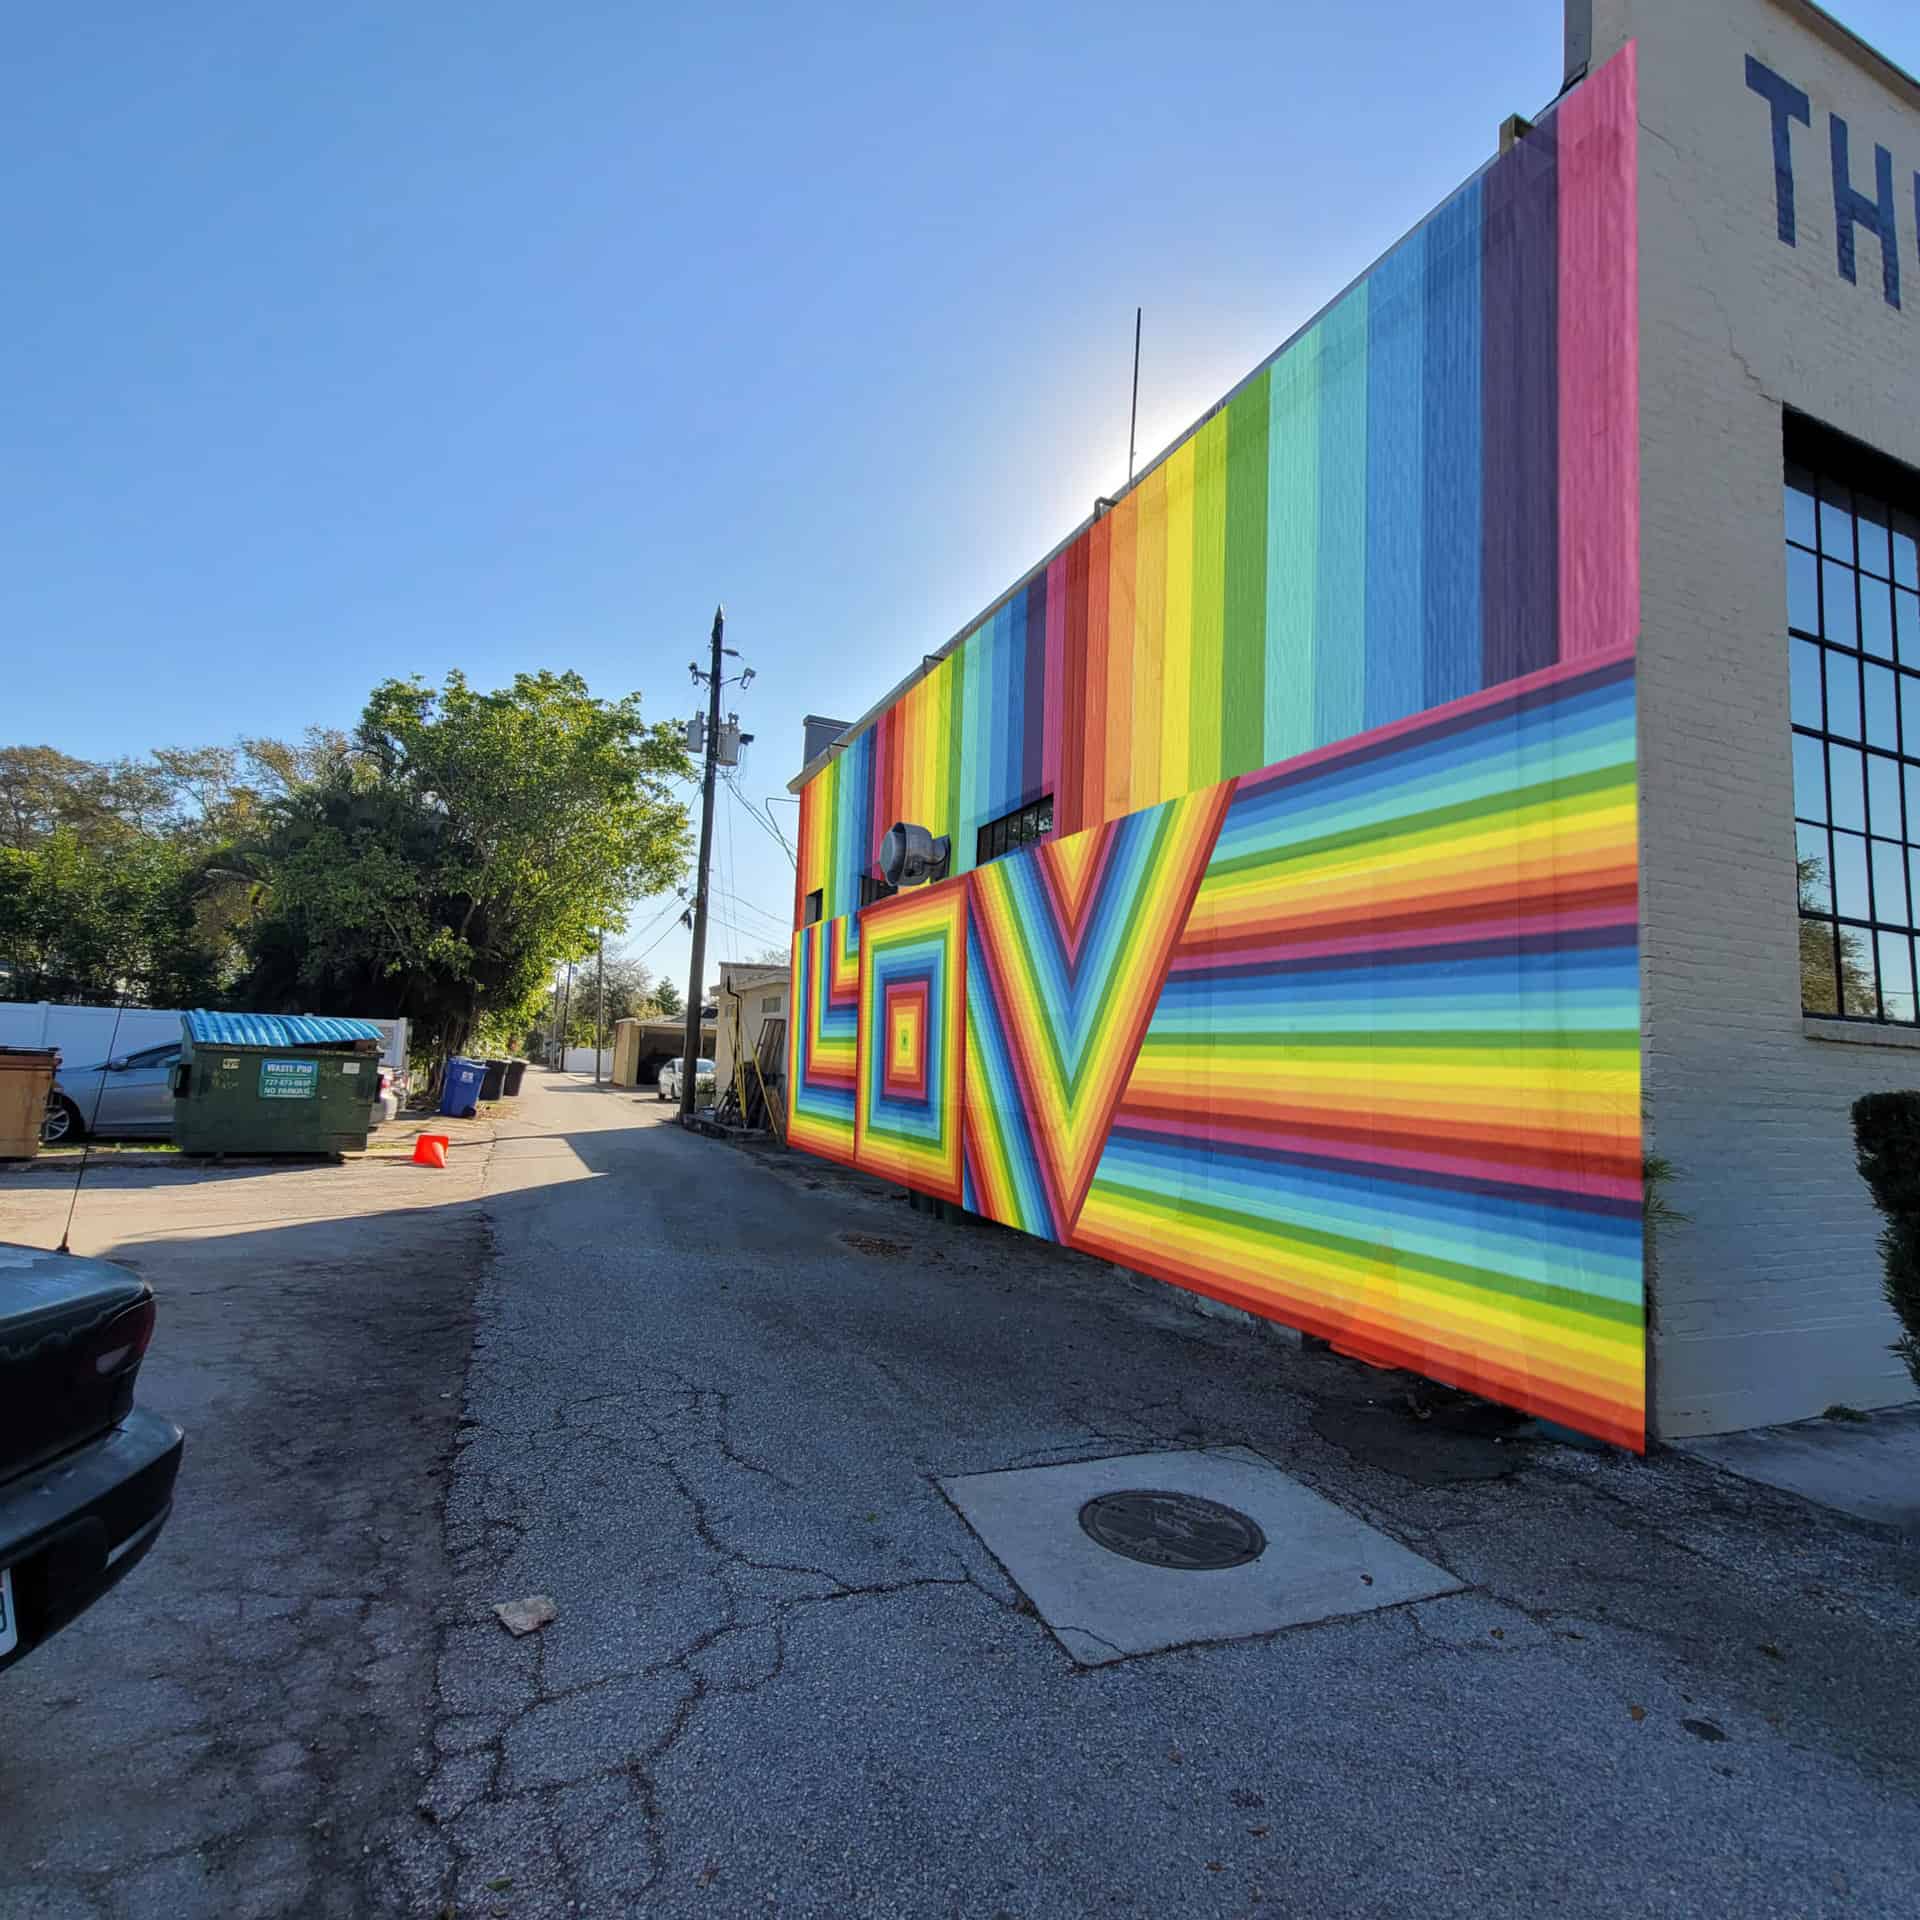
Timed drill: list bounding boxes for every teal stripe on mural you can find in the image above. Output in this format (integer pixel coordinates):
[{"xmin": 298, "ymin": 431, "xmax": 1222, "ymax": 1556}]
[
  {"xmin": 1264, "ymin": 326, "xmax": 1320, "ymax": 764},
  {"xmin": 1365, "ymin": 230, "xmax": 1426, "ymax": 729},
  {"xmin": 1315, "ymin": 286, "xmax": 1369, "ymax": 746},
  {"xmin": 1222, "ymin": 371, "xmax": 1270, "ymax": 777}
]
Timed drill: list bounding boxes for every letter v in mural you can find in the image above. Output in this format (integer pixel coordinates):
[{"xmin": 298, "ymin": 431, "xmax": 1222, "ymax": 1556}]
[{"xmin": 964, "ymin": 786, "xmax": 1232, "ymax": 1240}]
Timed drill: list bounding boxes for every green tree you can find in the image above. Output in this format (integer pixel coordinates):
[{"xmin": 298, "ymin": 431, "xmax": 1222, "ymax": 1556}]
[
  {"xmin": 1852, "ymin": 1093, "xmax": 1920, "ymax": 1390},
  {"xmin": 596, "ymin": 954, "xmax": 662, "ymax": 1027},
  {"xmin": 0, "ymin": 746, "xmax": 174, "ymax": 851},
  {"xmin": 650, "ymin": 977, "xmax": 683, "ymax": 1019},
  {"xmin": 0, "ymin": 830, "xmax": 237, "ymax": 1005},
  {"xmin": 236, "ymin": 672, "xmax": 689, "ymax": 1065}
]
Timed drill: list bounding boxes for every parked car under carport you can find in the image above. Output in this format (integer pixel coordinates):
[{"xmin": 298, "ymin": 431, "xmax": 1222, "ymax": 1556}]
[{"xmin": 656, "ymin": 1056, "xmax": 716, "ymax": 1105}]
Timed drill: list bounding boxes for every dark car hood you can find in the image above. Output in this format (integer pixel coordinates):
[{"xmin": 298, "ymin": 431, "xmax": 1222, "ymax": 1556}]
[
  {"xmin": 0, "ymin": 1245, "xmax": 151, "ymax": 1484},
  {"xmin": 0, "ymin": 1246, "xmax": 145, "ymax": 1350}
]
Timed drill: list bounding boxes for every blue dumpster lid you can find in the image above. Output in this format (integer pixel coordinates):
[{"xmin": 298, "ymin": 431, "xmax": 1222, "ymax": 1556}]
[{"xmin": 183, "ymin": 1011, "xmax": 384, "ymax": 1049}]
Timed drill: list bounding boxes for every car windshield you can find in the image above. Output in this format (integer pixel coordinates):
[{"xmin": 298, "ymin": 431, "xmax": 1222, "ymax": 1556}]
[{"xmin": 79, "ymin": 1044, "xmax": 179, "ymax": 1072}]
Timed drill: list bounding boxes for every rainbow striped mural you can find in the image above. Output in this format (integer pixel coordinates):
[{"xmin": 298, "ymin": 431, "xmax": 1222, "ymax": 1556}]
[
  {"xmin": 1074, "ymin": 653, "xmax": 1642, "ymax": 1448},
  {"xmin": 789, "ymin": 46, "xmax": 1644, "ymax": 1445},
  {"xmin": 793, "ymin": 45, "xmax": 1637, "ymax": 927}
]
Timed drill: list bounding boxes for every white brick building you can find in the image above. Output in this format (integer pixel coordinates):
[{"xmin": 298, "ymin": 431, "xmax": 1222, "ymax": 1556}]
[{"xmin": 1596, "ymin": 0, "xmax": 1920, "ymax": 1431}]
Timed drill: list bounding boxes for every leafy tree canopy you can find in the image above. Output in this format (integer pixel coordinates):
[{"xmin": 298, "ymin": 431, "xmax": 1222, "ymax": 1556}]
[{"xmin": 236, "ymin": 671, "xmax": 690, "ymax": 1062}]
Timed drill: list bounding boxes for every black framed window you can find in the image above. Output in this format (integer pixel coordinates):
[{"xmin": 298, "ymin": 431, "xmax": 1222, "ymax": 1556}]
[
  {"xmin": 858, "ymin": 874, "xmax": 897, "ymax": 907},
  {"xmin": 1788, "ymin": 437, "xmax": 1920, "ymax": 1024},
  {"xmin": 975, "ymin": 795, "xmax": 1054, "ymax": 868},
  {"xmin": 803, "ymin": 889, "xmax": 823, "ymax": 926}
]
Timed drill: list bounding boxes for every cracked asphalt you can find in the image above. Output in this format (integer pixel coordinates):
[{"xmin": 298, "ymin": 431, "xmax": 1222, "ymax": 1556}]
[{"xmin": 5, "ymin": 1072, "xmax": 1920, "ymax": 1918}]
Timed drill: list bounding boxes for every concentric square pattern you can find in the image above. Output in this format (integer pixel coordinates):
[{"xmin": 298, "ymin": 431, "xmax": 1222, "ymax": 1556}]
[{"xmin": 855, "ymin": 882, "xmax": 966, "ymax": 1203}]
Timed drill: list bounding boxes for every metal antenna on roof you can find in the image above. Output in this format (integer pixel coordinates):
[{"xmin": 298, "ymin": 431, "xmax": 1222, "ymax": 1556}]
[
  {"xmin": 1127, "ymin": 306, "xmax": 1142, "ymax": 484},
  {"xmin": 56, "ymin": 995, "xmax": 131, "ymax": 1256}
]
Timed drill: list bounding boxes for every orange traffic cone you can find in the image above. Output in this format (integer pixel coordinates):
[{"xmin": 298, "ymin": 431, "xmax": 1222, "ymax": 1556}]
[{"xmin": 412, "ymin": 1133, "xmax": 450, "ymax": 1169}]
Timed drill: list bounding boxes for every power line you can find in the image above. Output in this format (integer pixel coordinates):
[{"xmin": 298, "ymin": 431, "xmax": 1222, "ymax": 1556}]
[
  {"xmin": 617, "ymin": 895, "xmax": 685, "ymax": 947},
  {"xmin": 697, "ymin": 866, "xmax": 790, "ymax": 927},
  {"xmin": 705, "ymin": 886, "xmax": 792, "ymax": 941},
  {"xmin": 722, "ymin": 771, "xmax": 796, "ymax": 867},
  {"xmin": 633, "ymin": 912, "xmax": 691, "ymax": 965},
  {"xmin": 743, "ymin": 783, "xmax": 796, "ymax": 863}
]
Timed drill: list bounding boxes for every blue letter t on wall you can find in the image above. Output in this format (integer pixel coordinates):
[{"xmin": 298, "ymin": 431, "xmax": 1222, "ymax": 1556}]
[{"xmin": 1746, "ymin": 55, "xmax": 1811, "ymax": 245}]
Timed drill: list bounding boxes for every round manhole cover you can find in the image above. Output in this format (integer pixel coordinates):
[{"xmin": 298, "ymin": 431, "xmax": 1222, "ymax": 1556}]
[{"xmin": 1078, "ymin": 1490, "xmax": 1266, "ymax": 1571}]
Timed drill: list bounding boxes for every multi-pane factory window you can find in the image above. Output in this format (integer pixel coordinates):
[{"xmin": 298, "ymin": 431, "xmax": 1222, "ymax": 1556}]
[
  {"xmin": 975, "ymin": 796, "xmax": 1054, "ymax": 867},
  {"xmin": 1788, "ymin": 442, "xmax": 1920, "ymax": 1024}
]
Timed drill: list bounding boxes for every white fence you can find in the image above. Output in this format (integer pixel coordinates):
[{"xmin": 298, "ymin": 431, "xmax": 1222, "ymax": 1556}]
[
  {"xmin": 559, "ymin": 1047, "xmax": 613, "ymax": 1077},
  {"xmin": 0, "ymin": 1003, "xmax": 410, "ymax": 1080}
]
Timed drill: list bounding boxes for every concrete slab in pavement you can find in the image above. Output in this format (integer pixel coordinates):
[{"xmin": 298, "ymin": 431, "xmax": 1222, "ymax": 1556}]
[
  {"xmin": 941, "ymin": 1445, "xmax": 1462, "ymax": 1663},
  {"xmin": 1677, "ymin": 1404, "xmax": 1920, "ymax": 1537}
]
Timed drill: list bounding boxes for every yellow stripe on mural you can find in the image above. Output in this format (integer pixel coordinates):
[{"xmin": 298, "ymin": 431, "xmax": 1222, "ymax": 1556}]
[
  {"xmin": 1160, "ymin": 440, "xmax": 1195, "ymax": 808},
  {"xmin": 1132, "ymin": 461, "xmax": 1166, "ymax": 813},
  {"xmin": 1188, "ymin": 412, "xmax": 1227, "ymax": 792}
]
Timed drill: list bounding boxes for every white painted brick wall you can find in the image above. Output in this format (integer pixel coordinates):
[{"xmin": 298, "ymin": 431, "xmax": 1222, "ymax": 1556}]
[{"xmin": 1592, "ymin": 0, "xmax": 1920, "ymax": 1432}]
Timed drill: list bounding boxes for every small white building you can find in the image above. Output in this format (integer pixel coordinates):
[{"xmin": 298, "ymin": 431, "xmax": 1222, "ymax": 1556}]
[{"xmin": 712, "ymin": 962, "xmax": 789, "ymax": 1106}]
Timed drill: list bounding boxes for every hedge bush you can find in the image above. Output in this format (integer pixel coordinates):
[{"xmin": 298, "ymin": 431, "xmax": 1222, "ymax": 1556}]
[{"xmin": 1850, "ymin": 1091, "xmax": 1920, "ymax": 1391}]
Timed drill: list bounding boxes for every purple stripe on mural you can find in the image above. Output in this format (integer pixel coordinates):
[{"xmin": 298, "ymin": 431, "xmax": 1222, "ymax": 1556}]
[
  {"xmin": 1022, "ymin": 570, "xmax": 1049, "ymax": 803},
  {"xmin": 1481, "ymin": 116, "xmax": 1560, "ymax": 688},
  {"xmin": 1041, "ymin": 555, "xmax": 1067, "ymax": 824}
]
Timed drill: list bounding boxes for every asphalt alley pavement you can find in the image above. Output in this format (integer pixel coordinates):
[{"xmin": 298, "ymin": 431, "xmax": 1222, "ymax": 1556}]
[
  {"xmin": 386, "ymin": 1079, "xmax": 1920, "ymax": 1919},
  {"xmin": 0, "ymin": 1109, "xmax": 503, "ymax": 1919},
  {"xmin": 3, "ymin": 1073, "xmax": 1919, "ymax": 1919}
]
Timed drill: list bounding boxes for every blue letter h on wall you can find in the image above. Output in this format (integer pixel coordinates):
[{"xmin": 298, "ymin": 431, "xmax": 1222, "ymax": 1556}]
[{"xmin": 1830, "ymin": 115, "xmax": 1902, "ymax": 310}]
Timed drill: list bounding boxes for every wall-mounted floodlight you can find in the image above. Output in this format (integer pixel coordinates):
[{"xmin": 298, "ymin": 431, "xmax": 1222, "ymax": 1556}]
[{"xmin": 879, "ymin": 821, "xmax": 952, "ymax": 888}]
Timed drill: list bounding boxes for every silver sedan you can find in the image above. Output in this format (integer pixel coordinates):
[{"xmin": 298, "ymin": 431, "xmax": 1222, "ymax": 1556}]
[
  {"xmin": 43, "ymin": 1043, "xmax": 182, "ymax": 1142},
  {"xmin": 655, "ymin": 1057, "xmax": 716, "ymax": 1105}
]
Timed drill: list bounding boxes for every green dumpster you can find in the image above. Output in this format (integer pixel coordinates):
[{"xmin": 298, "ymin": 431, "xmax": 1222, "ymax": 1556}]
[{"xmin": 172, "ymin": 1011, "xmax": 385, "ymax": 1157}]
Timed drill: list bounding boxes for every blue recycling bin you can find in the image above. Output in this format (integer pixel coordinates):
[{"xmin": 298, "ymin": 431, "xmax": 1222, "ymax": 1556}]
[{"xmin": 440, "ymin": 1057, "xmax": 486, "ymax": 1118}]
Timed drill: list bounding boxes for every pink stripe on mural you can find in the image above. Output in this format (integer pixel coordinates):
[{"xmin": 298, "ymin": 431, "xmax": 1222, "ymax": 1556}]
[
  {"xmin": 1557, "ymin": 40, "xmax": 1640, "ymax": 661},
  {"xmin": 1041, "ymin": 552, "xmax": 1068, "ymax": 820}
]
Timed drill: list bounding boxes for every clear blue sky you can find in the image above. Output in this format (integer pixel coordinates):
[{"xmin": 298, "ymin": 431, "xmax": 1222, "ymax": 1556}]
[{"xmin": 6, "ymin": 1, "xmax": 1915, "ymax": 994}]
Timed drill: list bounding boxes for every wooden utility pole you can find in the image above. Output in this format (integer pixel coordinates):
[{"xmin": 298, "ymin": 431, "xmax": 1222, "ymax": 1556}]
[{"xmin": 680, "ymin": 605, "xmax": 726, "ymax": 1123}]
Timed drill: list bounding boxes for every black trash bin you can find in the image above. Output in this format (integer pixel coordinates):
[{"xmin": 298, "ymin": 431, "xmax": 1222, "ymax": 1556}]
[
  {"xmin": 479, "ymin": 1058, "xmax": 509, "ymax": 1101},
  {"xmin": 502, "ymin": 1059, "xmax": 527, "ymax": 1097}
]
